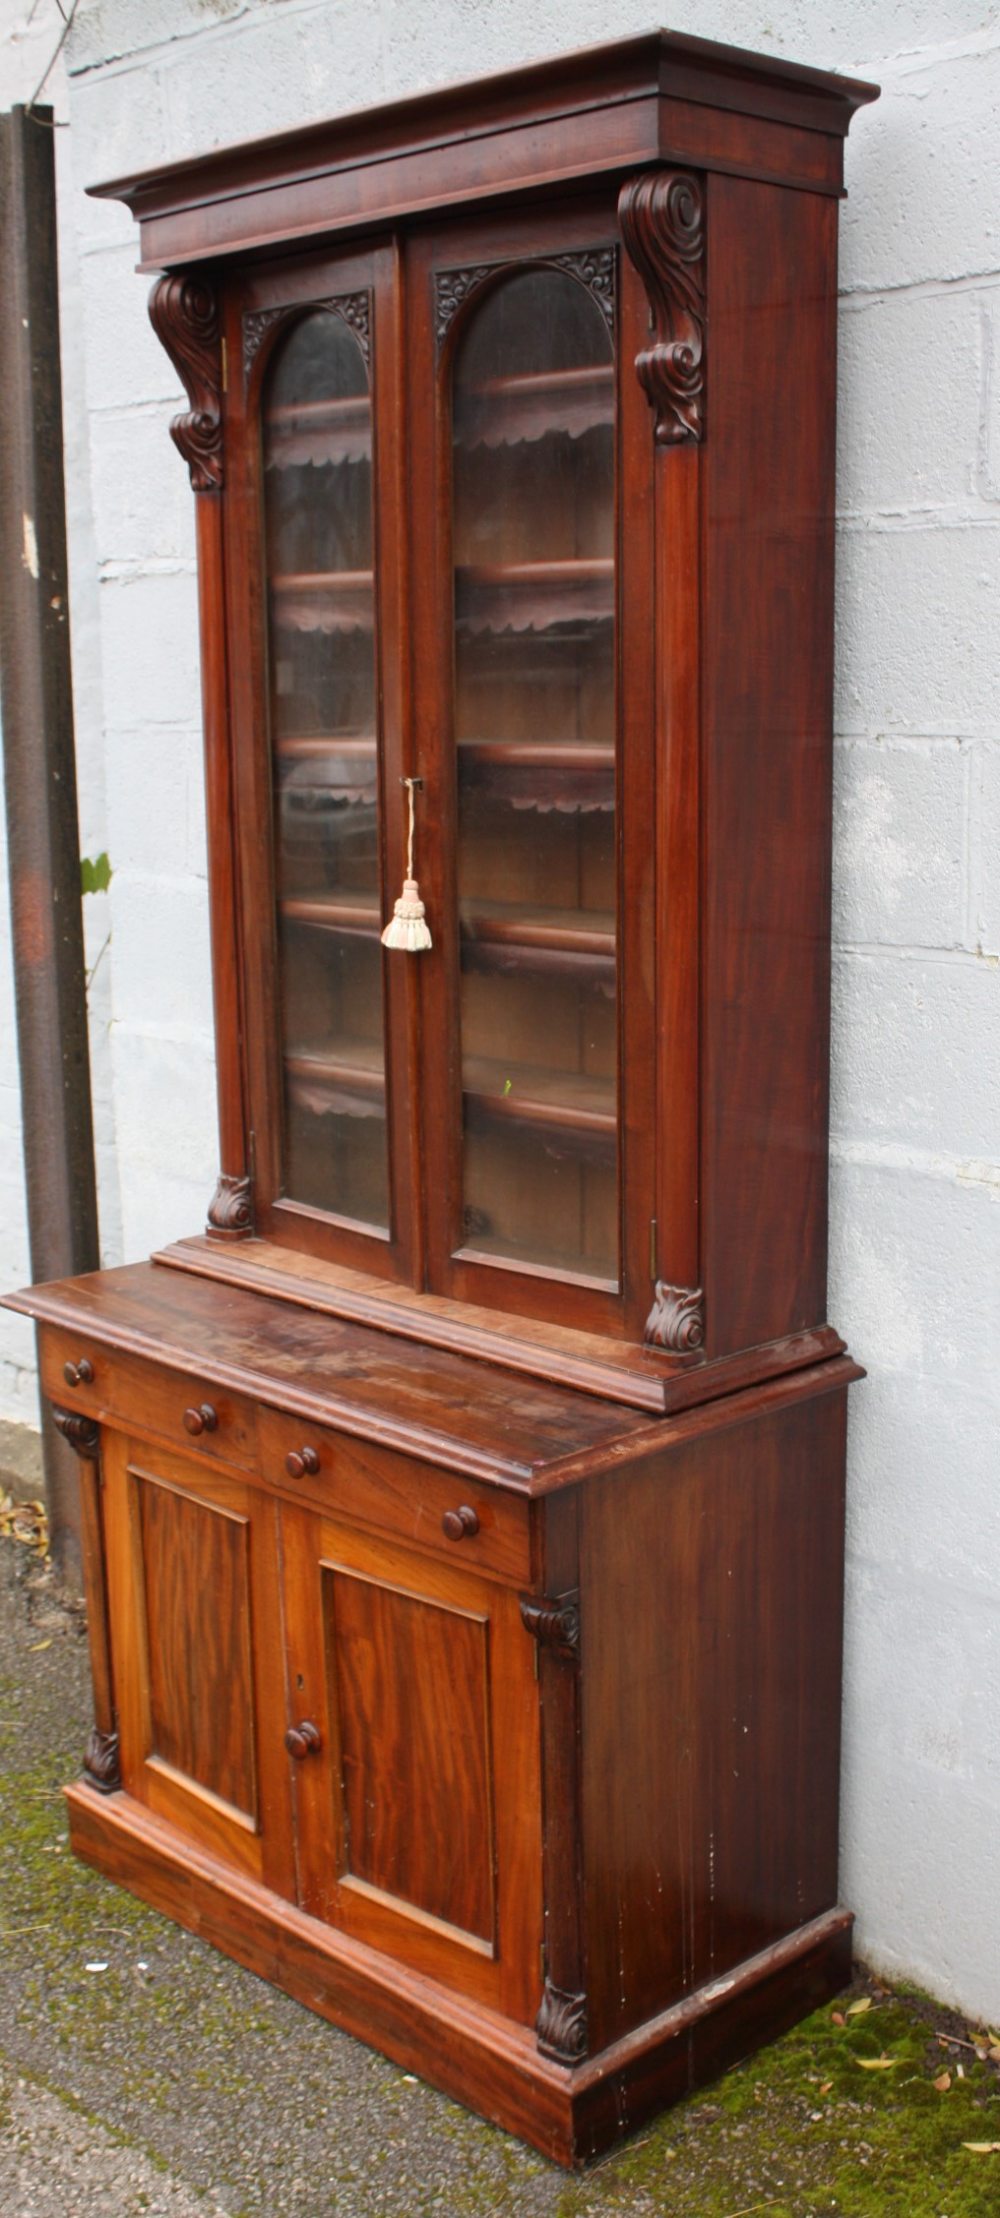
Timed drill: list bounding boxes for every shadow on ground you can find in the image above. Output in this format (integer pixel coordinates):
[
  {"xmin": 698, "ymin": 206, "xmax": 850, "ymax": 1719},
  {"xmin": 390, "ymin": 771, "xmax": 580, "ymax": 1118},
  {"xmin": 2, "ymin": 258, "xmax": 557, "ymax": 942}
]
[{"xmin": 0, "ymin": 1524, "xmax": 997, "ymax": 2218}]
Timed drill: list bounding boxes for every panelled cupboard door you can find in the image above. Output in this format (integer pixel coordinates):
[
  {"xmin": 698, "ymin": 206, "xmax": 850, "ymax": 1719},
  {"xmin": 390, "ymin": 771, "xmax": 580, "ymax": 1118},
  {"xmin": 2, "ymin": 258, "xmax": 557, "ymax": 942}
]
[
  {"xmin": 407, "ymin": 198, "xmax": 657, "ymax": 1341},
  {"xmin": 280, "ymin": 1505, "xmax": 542, "ymax": 2023},
  {"xmin": 223, "ymin": 240, "xmax": 421, "ymax": 1284},
  {"xmin": 100, "ymin": 1433, "xmax": 294, "ymax": 1892}
]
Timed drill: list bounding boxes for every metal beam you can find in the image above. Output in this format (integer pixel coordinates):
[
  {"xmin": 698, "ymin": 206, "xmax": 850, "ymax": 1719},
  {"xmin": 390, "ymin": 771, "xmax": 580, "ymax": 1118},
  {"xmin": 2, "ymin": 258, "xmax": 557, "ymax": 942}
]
[{"xmin": 0, "ymin": 103, "xmax": 100, "ymax": 1582}]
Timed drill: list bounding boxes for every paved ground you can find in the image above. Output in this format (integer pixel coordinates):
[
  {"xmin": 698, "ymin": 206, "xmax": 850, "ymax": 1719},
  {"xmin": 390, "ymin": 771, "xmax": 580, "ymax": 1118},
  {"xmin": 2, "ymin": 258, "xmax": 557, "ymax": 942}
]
[{"xmin": 1, "ymin": 1502, "xmax": 998, "ymax": 2218}]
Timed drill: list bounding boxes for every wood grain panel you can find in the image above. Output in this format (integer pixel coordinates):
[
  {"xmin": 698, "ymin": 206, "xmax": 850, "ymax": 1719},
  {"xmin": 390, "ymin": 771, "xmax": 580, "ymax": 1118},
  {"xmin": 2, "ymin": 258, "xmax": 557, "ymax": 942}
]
[
  {"xmin": 98, "ymin": 1433, "xmax": 295, "ymax": 1891},
  {"xmin": 136, "ymin": 1471, "xmax": 257, "ymax": 1820},
  {"xmin": 327, "ymin": 1568, "xmax": 494, "ymax": 1942},
  {"xmin": 700, "ymin": 175, "xmax": 840, "ymax": 1357},
  {"xmin": 579, "ymin": 1383, "xmax": 849, "ymax": 2051},
  {"xmin": 282, "ymin": 1507, "xmax": 540, "ymax": 2020}
]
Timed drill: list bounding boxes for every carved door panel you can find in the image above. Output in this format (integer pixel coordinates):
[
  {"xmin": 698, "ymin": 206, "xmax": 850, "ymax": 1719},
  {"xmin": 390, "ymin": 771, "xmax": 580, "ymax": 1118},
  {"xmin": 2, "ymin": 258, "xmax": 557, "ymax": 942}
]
[
  {"xmin": 101, "ymin": 1433, "xmax": 294, "ymax": 1893},
  {"xmin": 280, "ymin": 1505, "xmax": 542, "ymax": 2022}
]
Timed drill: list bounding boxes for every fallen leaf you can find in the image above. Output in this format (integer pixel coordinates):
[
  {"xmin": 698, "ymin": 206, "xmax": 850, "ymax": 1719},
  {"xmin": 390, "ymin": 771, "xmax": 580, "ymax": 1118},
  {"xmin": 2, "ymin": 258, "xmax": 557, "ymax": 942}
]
[
  {"xmin": 28, "ymin": 1639, "xmax": 52, "ymax": 1652},
  {"xmin": 856, "ymin": 2055, "xmax": 900, "ymax": 2071},
  {"xmin": 819, "ymin": 2081, "xmax": 833, "ymax": 2096},
  {"xmin": 962, "ymin": 2143, "xmax": 1000, "ymax": 2154},
  {"xmin": 933, "ymin": 2072, "xmax": 952, "ymax": 2092},
  {"xmin": 846, "ymin": 1997, "xmax": 873, "ymax": 2017}
]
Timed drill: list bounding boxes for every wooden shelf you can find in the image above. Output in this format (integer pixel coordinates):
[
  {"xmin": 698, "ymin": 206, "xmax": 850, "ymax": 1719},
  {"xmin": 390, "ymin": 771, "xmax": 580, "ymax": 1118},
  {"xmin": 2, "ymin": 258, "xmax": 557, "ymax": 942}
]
[
  {"xmin": 272, "ymin": 571, "xmax": 373, "ymax": 633},
  {"xmin": 460, "ymin": 899, "xmax": 615, "ymax": 981},
  {"xmin": 456, "ymin": 364, "xmax": 613, "ymax": 449},
  {"xmin": 281, "ymin": 896, "xmax": 381, "ymax": 937},
  {"xmin": 459, "ymin": 737, "xmax": 614, "ymax": 814},
  {"xmin": 276, "ymin": 736, "xmax": 378, "ymax": 810},
  {"xmin": 456, "ymin": 558, "xmax": 613, "ymax": 636},
  {"xmin": 275, "ymin": 734, "xmax": 376, "ymax": 760},
  {"xmin": 285, "ymin": 1041, "xmax": 385, "ymax": 1120},
  {"xmin": 463, "ymin": 1055, "xmax": 616, "ymax": 1152},
  {"xmin": 265, "ymin": 393, "xmax": 371, "ymax": 468}
]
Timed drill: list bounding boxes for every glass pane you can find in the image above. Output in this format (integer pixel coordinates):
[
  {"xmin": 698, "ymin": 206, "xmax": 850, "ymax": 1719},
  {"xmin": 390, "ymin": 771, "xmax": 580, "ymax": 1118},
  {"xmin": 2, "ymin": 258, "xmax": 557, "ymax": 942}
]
[
  {"xmin": 262, "ymin": 307, "xmax": 388, "ymax": 1230},
  {"xmin": 451, "ymin": 266, "xmax": 618, "ymax": 1285}
]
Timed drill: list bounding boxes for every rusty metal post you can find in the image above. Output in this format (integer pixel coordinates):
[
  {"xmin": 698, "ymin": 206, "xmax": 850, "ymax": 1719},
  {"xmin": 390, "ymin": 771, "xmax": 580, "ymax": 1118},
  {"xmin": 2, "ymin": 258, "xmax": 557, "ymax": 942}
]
[{"xmin": 0, "ymin": 104, "xmax": 100, "ymax": 1582}]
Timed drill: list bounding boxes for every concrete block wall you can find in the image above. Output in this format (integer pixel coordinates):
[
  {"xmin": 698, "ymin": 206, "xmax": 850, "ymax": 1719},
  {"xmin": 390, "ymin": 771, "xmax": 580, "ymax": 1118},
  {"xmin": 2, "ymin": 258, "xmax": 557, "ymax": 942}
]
[{"xmin": 0, "ymin": 0, "xmax": 997, "ymax": 2025}]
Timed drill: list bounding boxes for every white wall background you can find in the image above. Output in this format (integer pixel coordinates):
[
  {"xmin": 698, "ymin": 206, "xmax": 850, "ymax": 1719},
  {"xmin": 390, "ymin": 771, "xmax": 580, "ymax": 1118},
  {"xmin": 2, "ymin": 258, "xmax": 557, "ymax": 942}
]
[{"xmin": 1, "ymin": 0, "xmax": 998, "ymax": 2026}]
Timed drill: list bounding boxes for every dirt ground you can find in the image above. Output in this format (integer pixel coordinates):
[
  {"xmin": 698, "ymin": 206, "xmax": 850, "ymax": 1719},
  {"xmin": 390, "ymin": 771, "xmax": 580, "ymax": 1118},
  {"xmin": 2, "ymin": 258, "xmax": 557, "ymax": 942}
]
[{"xmin": 1, "ymin": 1514, "xmax": 998, "ymax": 2218}]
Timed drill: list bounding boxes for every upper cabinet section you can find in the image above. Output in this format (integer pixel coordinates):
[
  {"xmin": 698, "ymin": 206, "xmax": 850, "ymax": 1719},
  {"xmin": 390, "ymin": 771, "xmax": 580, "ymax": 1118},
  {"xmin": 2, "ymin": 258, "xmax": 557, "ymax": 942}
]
[{"xmin": 117, "ymin": 35, "xmax": 878, "ymax": 1393}]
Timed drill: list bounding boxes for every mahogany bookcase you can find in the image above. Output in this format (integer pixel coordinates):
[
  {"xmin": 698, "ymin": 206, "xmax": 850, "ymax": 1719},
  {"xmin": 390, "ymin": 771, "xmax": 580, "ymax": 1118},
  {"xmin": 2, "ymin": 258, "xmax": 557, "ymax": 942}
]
[{"xmin": 7, "ymin": 32, "xmax": 878, "ymax": 2164}]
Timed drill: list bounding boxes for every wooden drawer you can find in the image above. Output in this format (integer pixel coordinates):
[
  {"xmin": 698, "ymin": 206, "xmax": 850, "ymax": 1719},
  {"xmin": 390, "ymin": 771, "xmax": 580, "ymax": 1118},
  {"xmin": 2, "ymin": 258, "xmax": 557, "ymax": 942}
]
[
  {"xmin": 40, "ymin": 1326, "xmax": 258, "ymax": 1474},
  {"xmin": 257, "ymin": 1406, "xmax": 531, "ymax": 1586}
]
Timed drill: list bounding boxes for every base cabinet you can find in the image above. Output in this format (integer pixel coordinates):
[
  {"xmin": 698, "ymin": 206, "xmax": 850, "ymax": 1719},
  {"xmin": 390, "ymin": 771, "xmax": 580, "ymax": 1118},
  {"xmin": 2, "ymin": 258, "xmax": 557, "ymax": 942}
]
[{"xmin": 27, "ymin": 1274, "xmax": 860, "ymax": 2165}]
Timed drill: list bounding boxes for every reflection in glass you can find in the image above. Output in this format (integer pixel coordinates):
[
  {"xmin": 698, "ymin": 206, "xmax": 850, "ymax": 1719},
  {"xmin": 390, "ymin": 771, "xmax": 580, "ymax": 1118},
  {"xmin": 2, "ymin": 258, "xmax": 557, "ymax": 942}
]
[
  {"xmin": 262, "ymin": 307, "xmax": 388, "ymax": 1228},
  {"xmin": 452, "ymin": 266, "xmax": 618, "ymax": 1284}
]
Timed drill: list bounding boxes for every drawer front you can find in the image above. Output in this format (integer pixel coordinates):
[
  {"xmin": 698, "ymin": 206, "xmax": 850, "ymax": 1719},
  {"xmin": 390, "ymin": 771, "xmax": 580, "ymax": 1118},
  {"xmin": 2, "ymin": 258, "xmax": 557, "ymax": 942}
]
[
  {"xmin": 257, "ymin": 1406, "xmax": 531, "ymax": 1585},
  {"xmin": 40, "ymin": 1326, "xmax": 258, "ymax": 1474}
]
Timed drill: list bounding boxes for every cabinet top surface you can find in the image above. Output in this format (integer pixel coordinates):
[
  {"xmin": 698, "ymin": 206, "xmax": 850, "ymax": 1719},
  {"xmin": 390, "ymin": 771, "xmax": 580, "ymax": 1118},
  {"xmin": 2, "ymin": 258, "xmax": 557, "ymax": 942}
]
[
  {"xmin": 8, "ymin": 1261, "xmax": 655, "ymax": 1489},
  {"xmin": 89, "ymin": 29, "xmax": 878, "ymax": 267}
]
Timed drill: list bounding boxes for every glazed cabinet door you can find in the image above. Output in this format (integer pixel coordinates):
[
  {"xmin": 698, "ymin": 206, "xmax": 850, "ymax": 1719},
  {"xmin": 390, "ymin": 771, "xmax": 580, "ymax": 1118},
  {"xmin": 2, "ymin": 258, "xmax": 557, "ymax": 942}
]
[
  {"xmin": 223, "ymin": 241, "xmax": 420, "ymax": 1281},
  {"xmin": 279, "ymin": 1504, "xmax": 542, "ymax": 2023},
  {"xmin": 405, "ymin": 199, "xmax": 658, "ymax": 1339},
  {"xmin": 100, "ymin": 1432, "xmax": 294, "ymax": 1891}
]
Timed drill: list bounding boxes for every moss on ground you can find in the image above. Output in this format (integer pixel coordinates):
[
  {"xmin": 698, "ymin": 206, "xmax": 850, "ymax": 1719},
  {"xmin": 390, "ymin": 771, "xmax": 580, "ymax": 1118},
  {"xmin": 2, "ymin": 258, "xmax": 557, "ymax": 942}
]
[{"xmin": 553, "ymin": 1984, "xmax": 1000, "ymax": 2217}]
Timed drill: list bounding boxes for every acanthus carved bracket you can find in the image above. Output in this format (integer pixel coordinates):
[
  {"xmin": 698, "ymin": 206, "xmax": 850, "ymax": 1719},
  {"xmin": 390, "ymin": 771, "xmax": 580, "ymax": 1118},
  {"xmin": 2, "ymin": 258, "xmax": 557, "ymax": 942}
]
[
  {"xmin": 536, "ymin": 1978, "xmax": 588, "ymax": 2064},
  {"xmin": 241, "ymin": 289, "xmax": 372, "ymax": 382},
  {"xmin": 52, "ymin": 1407, "xmax": 100, "ymax": 1460},
  {"xmin": 435, "ymin": 248, "xmax": 615, "ymax": 352},
  {"xmin": 206, "ymin": 1171, "xmax": 254, "ymax": 1242},
  {"xmin": 644, "ymin": 1281, "xmax": 705, "ymax": 1353},
  {"xmin": 618, "ymin": 169, "xmax": 705, "ymax": 445},
  {"xmin": 83, "ymin": 1726, "xmax": 122, "ymax": 1797},
  {"xmin": 519, "ymin": 1589, "xmax": 580, "ymax": 1662},
  {"xmin": 148, "ymin": 274, "xmax": 224, "ymax": 491}
]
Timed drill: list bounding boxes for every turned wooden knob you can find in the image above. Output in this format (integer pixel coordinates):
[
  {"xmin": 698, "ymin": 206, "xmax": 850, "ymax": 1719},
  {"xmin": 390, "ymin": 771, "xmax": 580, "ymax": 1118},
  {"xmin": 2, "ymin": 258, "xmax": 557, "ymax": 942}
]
[
  {"xmin": 284, "ymin": 1721, "xmax": 322, "ymax": 1760},
  {"xmin": 285, "ymin": 1446, "xmax": 320, "ymax": 1479},
  {"xmin": 183, "ymin": 1402, "xmax": 218, "ymax": 1437},
  {"xmin": 442, "ymin": 1505, "xmax": 480, "ymax": 1542},
  {"xmin": 63, "ymin": 1357, "xmax": 95, "ymax": 1388}
]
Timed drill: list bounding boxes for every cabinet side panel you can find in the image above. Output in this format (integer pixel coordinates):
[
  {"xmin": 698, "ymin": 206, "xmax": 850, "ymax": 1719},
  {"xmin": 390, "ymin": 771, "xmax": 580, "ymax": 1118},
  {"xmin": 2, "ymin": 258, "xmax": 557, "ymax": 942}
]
[
  {"xmin": 700, "ymin": 177, "xmax": 838, "ymax": 1355},
  {"xmin": 580, "ymin": 1386, "xmax": 847, "ymax": 2051}
]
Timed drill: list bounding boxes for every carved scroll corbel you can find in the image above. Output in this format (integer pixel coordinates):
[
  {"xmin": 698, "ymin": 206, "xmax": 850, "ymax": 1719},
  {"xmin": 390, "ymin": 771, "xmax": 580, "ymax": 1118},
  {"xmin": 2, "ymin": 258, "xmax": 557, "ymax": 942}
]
[
  {"xmin": 644, "ymin": 1281, "xmax": 705, "ymax": 1353},
  {"xmin": 618, "ymin": 169, "xmax": 705, "ymax": 445},
  {"xmin": 519, "ymin": 1589, "xmax": 580, "ymax": 1662},
  {"xmin": 52, "ymin": 1407, "xmax": 120, "ymax": 1793},
  {"xmin": 52, "ymin": 1407, "xmax": 100, "ymax": 1459},
  {"xmin": 206, "ymin": 1171, "xmax": 254, "ymax": 1241},
  {"xmin": 148, "ymin": 274, "xmax": 223, "ymax": 490},
  {"xmin": 536, "ymin": 1978, "xmax": 588, "ymax": 2064},
  {"xmin": 83, "ymin": 1726, "xmax": 122, "ymax": 1796}
]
